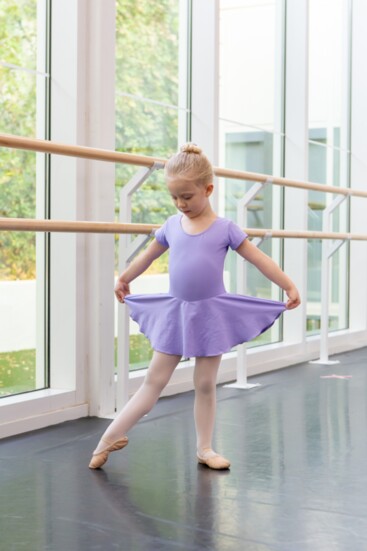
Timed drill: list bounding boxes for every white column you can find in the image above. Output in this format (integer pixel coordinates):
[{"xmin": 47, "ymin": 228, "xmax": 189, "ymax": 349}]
[
  {"xmin": 191, "ymin": 0, "xmax": 219, "ymax": 211},
  {"xmin": 283, "ymin": 0, "xmax": 309, "ymax": 347},
  {"xmin": 50, "ymin": 0, "xmax": 116, "ymax": 415},
  {"xmin": 79, "ymin": 1, "xmax": 116, "ymax": 416}
]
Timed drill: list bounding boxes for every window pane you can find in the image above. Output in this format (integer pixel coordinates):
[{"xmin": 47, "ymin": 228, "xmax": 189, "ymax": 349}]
[
  {"xmin": 220, "ymin": 0, "xmax": 276, "ymax": 128},
  {"xmin": 116, "ymin": 95, "xmax": 179, "ymax": 158},
  {"xmin": 116, "ymin": 0, "xmax": 180, "ymax": 106},
  {"xmin": 0, "ymin": 67, "xmax": 39, "ymax": 135},
  {"xmin": 219, "ymin": 0, "xmax": 284, "ymax": 347},
  {"xmin": 307, "ymin": 0, "xmax": 349, "ymax": 334},
  {"xmin": 115, "ymin": 0, "xmax": 185, "ymax": 371},
  {"xmin": 0, "ymin": 1, "xmax": 48, "ymax": 398},
  {"xmin": 0, "ymin": 0, "xmax": 37, "ymax": 70}
]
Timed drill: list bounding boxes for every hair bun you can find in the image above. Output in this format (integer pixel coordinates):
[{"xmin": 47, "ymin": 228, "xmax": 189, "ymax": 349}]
[{"xmin": 180, "ymin": 143, "xmax": 202, "ymax": 155}]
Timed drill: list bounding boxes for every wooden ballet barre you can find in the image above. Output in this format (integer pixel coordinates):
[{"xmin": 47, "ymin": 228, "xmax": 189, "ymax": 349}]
[
  {"xmin": 1, "ymin": 133, "xmax": 367, "ymax": 198},
  {"xmin": 0, "ymin": 218, "xmax": 156, "ymax": 235},
  {"xmin": 0, "ymin": 133, "xmax": 166, "ymax": 168},
  {"xmin": 0, "ymin": 217, "xmax": 366, "ymax": 241},
  {"xmin": 213, "ymin": 167, "xmax": 367, "ymax": 198}
]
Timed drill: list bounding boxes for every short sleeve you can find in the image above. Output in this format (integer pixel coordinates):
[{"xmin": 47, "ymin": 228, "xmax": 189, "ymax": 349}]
[
  {"xmin": 228, "ymin": 220, "xmax": 248, "ymax": 250},
  {"xmin": 154, "ymin": 219, "xmax": 169, "ymax": 247}
]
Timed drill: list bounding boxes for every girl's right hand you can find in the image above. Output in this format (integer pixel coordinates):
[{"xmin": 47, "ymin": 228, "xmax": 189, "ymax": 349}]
[
  {"xmin": 285, "ymin": 285, "xmax": 301, "ymax": 310},
  {"xmin": 114, "ymin": 279, "xmax": 131, "ymax": 303}
]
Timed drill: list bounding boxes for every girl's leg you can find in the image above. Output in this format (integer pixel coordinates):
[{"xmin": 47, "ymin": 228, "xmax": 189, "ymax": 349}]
[
  {"xmin": 93, "ymin": 350, "xmax": 181, "ymax": 453},
  {"xmin": 193, "ymin": 354, "xmax": 222, "ymax": 454}
]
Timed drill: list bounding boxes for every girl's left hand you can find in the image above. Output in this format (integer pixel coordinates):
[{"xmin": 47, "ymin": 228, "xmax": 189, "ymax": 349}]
[{"xmin": 285, "ymin": 286, "xmax": 301, "ymax": 310}]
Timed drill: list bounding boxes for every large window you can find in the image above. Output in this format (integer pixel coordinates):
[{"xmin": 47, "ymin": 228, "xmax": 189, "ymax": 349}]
[
  {"xmin": 307, "ymin": 0, "xmax": 350, "ymax": 334},
  {"xmin": 219, "ymin": 0, "xmax": 285, "ymax": 346},
  {"xmin": 0, "ymin": 0, "xmax": 364, "ymax": 433},
  {"xmin": 0, "ymin": 0, "xmax": 49, "ymax": 397},
  {"xmin": 115, "ymin": 0, "xmax": 190, "ymax": 370}
]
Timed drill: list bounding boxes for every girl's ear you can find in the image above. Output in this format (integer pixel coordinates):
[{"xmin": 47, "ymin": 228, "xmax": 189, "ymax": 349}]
[{"xmin": 206, "ymin": 183, "xmax": 214, "ymax": 196}]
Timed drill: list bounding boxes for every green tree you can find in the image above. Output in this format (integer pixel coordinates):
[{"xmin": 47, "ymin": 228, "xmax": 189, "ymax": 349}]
[
  {"xmin": 115, "ymin": 0, "xmax": 182, "ymax": 222},
  {"xmin": 0, "ymin": 0, "xmax": 37, "ymax": 279},
  {"xmin": 0, "ymin": 0, "xmax": 184, "ymax": 279},
  {"xmin": 114, "ymin": 0, "xmax": 184, "ymax": 272}
]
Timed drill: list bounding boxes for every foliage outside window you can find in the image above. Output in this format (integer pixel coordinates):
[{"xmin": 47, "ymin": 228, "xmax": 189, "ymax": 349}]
[
  {"xmin": 0, "ymin": 0, "xmax": 47, "ymax": 397},
  {"xmin": 115, "ymin": 1, "xmax": 185, "ymax": 368},
  {"xmin": 0, "ymin": 0, "xmax": 38, "ymax": 280}
]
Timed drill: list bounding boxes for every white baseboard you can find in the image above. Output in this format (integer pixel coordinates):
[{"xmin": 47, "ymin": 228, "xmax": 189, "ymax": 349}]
[
  {"xmin": 1, "ymin": 330, "xmax": 366, "ymax": 433},
  {"xmin": 0, "ymin": 403, "xmax": 89, "ymax": 440}
]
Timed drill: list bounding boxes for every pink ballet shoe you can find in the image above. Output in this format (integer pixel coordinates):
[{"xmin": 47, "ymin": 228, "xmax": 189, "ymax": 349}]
[
  {"xmin": 197, "ymin": 448, "xmax": 231, "ymax": 470},
  {"xmin": 88, "ymin": 436, "xmax": 129, "ymax": 469}
]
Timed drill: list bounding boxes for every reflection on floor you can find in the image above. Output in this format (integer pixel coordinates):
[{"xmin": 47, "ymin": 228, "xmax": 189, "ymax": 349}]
[{"xmin": 1, "ymin": 347, "xmax": 367, "ymax": 550}]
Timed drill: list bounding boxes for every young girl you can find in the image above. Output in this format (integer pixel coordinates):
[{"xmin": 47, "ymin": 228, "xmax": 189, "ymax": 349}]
[{"xmin": 89, "ymin": 143, "xmax": 301, "ymax": 470}]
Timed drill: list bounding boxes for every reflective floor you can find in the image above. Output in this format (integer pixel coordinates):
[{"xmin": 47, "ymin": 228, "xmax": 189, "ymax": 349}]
[{"xmin": 1, "ymin": 347, "xmax": 367, "ymax": 550}]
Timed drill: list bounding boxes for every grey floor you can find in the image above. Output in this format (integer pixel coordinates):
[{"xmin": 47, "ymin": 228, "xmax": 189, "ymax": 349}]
[{"xmin": 1, "ymin": 347, "xmax": 367, "ymax": 551}]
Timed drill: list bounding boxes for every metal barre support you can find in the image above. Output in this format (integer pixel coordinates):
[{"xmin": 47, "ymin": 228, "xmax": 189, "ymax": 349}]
[
  {"xmin": 224, "ymin": 178, "xmax": 272, "ymax": 391},
  {"xmin": 309, "ymin": 194, "xmax": 349, "ymax": 365}
]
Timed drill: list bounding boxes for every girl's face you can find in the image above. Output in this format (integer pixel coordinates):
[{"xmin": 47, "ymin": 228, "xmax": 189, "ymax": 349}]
[{"xmin": 167, "ymin": 178, "xmax": 213, "ymax": 217}]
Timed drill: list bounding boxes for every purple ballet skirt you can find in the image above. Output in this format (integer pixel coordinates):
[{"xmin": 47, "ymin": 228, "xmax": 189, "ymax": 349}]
[{"xmin": 124, "ymin": 213, "xmax": 286, "ymax": 357}]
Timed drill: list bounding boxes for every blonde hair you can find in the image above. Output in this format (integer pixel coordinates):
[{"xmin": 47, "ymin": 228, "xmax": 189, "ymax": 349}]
[{"xmin": 165, "ymin": 143, "xmax": 214, "ymax": 188}]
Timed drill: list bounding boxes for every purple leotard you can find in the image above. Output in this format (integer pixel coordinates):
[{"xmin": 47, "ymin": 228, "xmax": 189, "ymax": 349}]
[{"xmin": 124, "ymin": 213, "xmax": 286, "ymax": 357}]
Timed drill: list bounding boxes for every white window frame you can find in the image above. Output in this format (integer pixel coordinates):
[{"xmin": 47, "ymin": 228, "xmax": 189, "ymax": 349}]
[
  {"xmin": 0, "ymin": 0, "xmax": 116, "ymax": 436},
  {"xmin": 2, "ymin": 0, "xmax": 367, "ymax": 438}
]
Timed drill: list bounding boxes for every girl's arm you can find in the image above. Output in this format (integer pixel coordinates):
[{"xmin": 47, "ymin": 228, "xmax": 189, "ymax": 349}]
[
  {"xmin": 235, "ymin": 239, "xmax": 301, "ymax": 310},
  {"xmin": 115, "ymin": 239, "xmax": 168, "ymax": 303}
]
